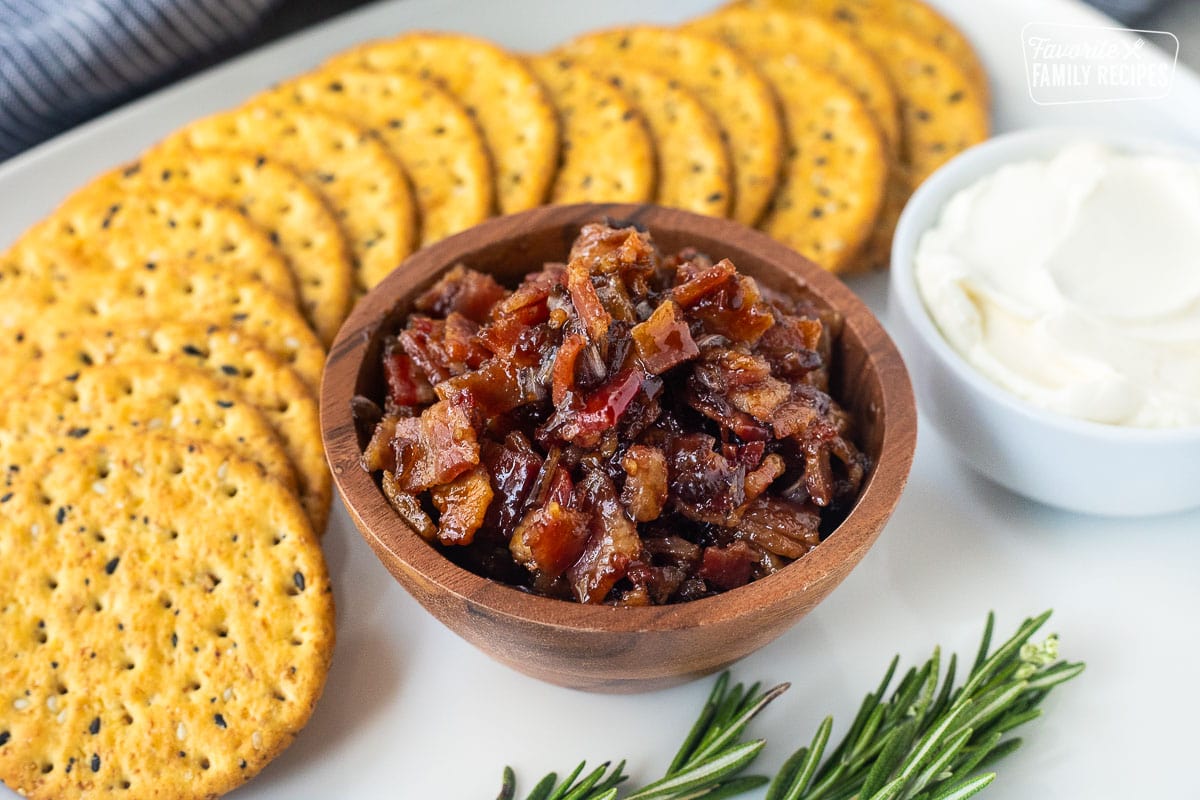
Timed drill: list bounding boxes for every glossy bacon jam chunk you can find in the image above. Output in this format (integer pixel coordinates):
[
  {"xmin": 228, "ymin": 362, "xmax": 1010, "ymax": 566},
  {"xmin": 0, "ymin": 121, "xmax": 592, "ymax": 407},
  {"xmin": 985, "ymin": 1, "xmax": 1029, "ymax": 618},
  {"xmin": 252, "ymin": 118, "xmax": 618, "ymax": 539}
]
[{"xmin": 360, "ymin": 222, "xmax": 868, "ymax": 605}]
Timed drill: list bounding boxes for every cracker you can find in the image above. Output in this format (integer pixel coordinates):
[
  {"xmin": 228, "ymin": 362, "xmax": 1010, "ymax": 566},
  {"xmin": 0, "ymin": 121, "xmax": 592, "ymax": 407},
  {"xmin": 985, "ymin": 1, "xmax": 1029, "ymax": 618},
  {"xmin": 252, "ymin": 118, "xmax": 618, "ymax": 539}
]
[
  {"xmin": 685, "ymin": 6, "xmax": 900, "ymax": 152},
  {"xmin": 525, "ymin": 56, "xmax": 656, "ymax": 205},
  {"xmin": 851, "ymin": 21, "xmax": 988, "ymax": 183},
  {"xmin": 327, "ymin": 32, "xmax": 559, "ymax": 215},
  {"xmin": 0, "ymin": 247, "xmax": 325, "ymax": 394},
  {"xmin": 0, "ymin": 436, "xmax": 333, "ymax": 800},
  {"xmin": 847, "ymin": 162, "xmax": 910, "ymax": 273},
  {"xmin": 12, "ymin": 171, "xmax": 297, "ymax": 306},
  {"xmin": 0, "ymin": 320, "xmax": 330, "ymax": 534},
  {"xmin": 166, "ymin": 104, "xmax": 416, "ymax": 293},
  {"xmin": 128, "ymin": 149, "xmax": 353, "ymax": 346},
  {"xmin": 742, "ymin": 0, "xmax": 988, "ymax": 98},
  {"xmin": 755, "ymin": 53, "xmax": 887, "ymax": 273},
  {"xmin": 558, "ymin": 27, "xmax": 783, "ymax": 226},
  {"xmin": 596, "ymin": 65, "xmax": 732, "ymax": 216},
  {"xmin": 0, "ymin": 361, "xmax": 296, "ymax": 494},
  {"xmin": 260, "ymin": 68, "xmax": 493, "ymax": 246}
]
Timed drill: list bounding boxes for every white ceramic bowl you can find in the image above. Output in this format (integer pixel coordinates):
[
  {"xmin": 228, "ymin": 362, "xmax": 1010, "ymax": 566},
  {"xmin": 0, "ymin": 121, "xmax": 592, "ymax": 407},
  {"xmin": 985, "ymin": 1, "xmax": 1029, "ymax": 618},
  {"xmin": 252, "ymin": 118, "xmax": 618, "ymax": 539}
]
[{"xmin": 888, "ymin": 127, "xmax": 1200, "ymax": 517}]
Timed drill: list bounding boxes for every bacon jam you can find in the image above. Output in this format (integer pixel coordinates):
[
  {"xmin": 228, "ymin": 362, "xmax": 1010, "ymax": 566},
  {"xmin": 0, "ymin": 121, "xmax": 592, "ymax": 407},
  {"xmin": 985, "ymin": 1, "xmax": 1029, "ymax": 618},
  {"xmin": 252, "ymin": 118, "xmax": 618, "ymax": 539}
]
[{"xmin": 359, "ymin": 222, "xmax": 869, "ymax": 605}]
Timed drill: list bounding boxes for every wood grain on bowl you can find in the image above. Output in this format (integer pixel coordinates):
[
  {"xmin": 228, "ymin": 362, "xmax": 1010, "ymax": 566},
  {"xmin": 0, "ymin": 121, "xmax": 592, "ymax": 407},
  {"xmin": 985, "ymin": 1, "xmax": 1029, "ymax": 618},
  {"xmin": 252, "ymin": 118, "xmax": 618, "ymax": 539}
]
[{"xmin": 321, "ymin": 204, "xmax": 916, "ymax": 692}]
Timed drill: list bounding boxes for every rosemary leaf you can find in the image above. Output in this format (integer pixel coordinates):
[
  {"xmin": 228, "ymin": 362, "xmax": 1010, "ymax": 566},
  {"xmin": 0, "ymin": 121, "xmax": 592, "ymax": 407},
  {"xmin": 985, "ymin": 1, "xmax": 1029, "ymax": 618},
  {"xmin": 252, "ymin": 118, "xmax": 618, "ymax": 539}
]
[
  {"xmin": 499, "ymin": 766, "xmax": 517, "ymax": 800},
  {"xmin": 669, "ymin": 673, "xmax": 730, "ymax": 776},
  {"xmin": 766, "ymin": 747, "xmax": 810, "ymax": 800},
  {"xmin": 925, "ymin": 772, "xmax": 995, "ymax": 800},
  {"xmin": 624, "ymin": 740, "xmax": 765, "ymax": 800}
]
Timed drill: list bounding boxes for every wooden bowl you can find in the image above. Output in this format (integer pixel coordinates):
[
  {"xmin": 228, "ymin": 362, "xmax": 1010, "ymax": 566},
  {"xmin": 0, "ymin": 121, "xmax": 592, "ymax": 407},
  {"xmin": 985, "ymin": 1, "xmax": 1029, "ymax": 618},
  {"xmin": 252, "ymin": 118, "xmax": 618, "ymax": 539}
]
[{"xmin": 322, "ymin": 204, "xmax": 916, "ymax": 693}]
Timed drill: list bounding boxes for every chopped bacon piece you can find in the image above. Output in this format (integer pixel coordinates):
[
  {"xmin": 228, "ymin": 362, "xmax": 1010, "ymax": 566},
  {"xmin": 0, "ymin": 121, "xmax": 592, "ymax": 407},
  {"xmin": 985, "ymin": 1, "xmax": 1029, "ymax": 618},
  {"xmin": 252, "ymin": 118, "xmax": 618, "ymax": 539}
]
[
  {"xmin": 671, "ymin": 258, "xmax": 736, "ymax": 307},
  {"xmin": 771, "ymin": 383, "xmax": 832, "ymax": 439},
  {"xmin": 440, "ymin": 313, "xmax": 490, "ymax": 371},
  {"xmin": 567, "ymin": 258, "xmax": 611, "ymax": 344},
  {"xmin": 729, "ymin": 376, "xmax": 791, "ymax": 423},
  {"xmin": 568, "ymin": 222, "xmax": 660, "ymax": 279},
  {"xmin": 630, "ymin": 300, "xmax": 699, "ymax": 375},
  {"xmin": 567, "ymin": 470, "xmax": 642, "ymax": 604},
  {"xmin": 736, "ymin": 497, "xmax": 821, "ymax": 559},
  {"xmin": 398, "ymin": 316, "xmax": 451, "ymax": 384},
  {"xmin": 695, "ymin": 347, "xmax": 772, "ymax": 386},
  {"xmin": 381, "ymin": 470, "xmax": 436, "ymax": 541},
  {"xmin": 667, "ymin": 433, "xmax": 746, "ymax": 525},
  {"xmin": 620, "ymin": 445, "xmax": 668, "ymax": 522},
  {"xmin": 476, "ymin": 302, "xmax": 550, "ymax": 359},
  {"xmin": 690, "ymin": 275, "xmax": 775, "ymax": 344},
  {"xmin": 509, "ymin": 501, "xmax": 591, "ymax": 579},
  {"xmin": 382, "ymin": 345, "xmax": 437, "ymax": 409},
  {"xmin": 756, "ymin": 314, "xmax": 824, "ymax": 382},
  {"xmin": 436, "ymin": 359, "xmax": 543, "ymax": 417},
  {"xmin": 416, "ymin": 263, "xmax": 509, "ymax": 323},
  {"xmin": 744, "ymin": 453, "xmax": 785, "ymax": 505},
  {"xmin": 552, "ymin": 332, "xmax": 586, "ymax": 405},
  {"xmin": 391, "ymin": 400, "xmax": 479, "ymax": 492},
  {"xmin": 496, "ymin": 265, "xmax": 564, "ymax": 316},
  {"xmin": 482, "ymin": 433, "xmax": 543, "ymax": 540},
  {"xmin": 545, "ymin": 464, "xmax": 575, "ymax": 508},
  {"xmin": 698, "ymin": 541, "xmax": 756, "ymax": 591},
  {"xmin": 734, "ymin": 441, "xmax": 766, "ymax": 469},
  {"xmin": 543, "ymin": 368, "xmax": 645, "ymax": 448},
  {"xmin": 685, "ymin": 388, "xmax": 773, "ymax": 442},
  {"xmin": 431, "ymin": 465, "xmax": 494, "ymax": 545},
  {"xmin": 690, "ymin": 349, "xmax": 790, "ymax": 425},
  {"xmin": 362, "ymin": 413, "xmax": 399, "ymax": 473}
]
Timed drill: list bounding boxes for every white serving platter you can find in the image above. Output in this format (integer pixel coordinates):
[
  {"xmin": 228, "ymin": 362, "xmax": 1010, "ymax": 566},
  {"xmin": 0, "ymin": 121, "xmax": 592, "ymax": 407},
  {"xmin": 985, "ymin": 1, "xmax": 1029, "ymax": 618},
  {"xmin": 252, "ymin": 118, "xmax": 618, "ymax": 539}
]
[{"xmin": 2, "ymin": 1, "xmax": 1198, "ymax": 798}]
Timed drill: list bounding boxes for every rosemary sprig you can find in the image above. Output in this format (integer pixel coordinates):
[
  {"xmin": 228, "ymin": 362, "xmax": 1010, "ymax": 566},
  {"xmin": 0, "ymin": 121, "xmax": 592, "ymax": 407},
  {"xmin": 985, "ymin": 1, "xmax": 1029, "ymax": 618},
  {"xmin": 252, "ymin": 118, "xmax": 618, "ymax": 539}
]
[
  {"xmin": 499, "ymin": 611, "xmax": 1083, "ymax": 800},
  {"xmin": 496, "ymin": 761, "xmax": 627, "ymax": 800},
  {"xmin": 765, "ymin": 610, "xmax": 1085, "ymax": 800},
  {"xmin": 499, "ymin": 673, "xmax": 786, "ymax": 800}
]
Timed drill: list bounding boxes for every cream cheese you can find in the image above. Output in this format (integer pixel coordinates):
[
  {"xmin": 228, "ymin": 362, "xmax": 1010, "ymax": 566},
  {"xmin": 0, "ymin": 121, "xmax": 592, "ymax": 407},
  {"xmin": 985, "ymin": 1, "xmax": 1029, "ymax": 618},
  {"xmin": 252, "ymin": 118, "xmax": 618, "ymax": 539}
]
[{"xmin": 914, "ymin": 141, "xmax": 1200, "ymax": 428}]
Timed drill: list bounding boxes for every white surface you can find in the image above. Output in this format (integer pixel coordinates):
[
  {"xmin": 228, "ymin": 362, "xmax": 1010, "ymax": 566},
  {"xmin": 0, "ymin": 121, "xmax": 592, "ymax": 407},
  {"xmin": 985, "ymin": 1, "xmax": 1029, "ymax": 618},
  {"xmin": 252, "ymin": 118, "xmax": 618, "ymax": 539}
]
[
  {"xmin": 890, "ymin": 128, "xmax": 1200, "ymax": 515},
  {"xmin": 1, "ymin": 1, "xmax": 1198, "ymax": 798}
]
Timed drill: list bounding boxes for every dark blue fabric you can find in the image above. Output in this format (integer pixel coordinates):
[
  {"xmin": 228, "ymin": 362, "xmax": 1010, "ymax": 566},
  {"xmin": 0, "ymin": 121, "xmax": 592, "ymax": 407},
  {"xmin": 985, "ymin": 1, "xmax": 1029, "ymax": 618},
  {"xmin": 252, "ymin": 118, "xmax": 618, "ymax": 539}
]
[{"xmin": 0, "ymin": 0, "xmax": 279, "ymax": 159}]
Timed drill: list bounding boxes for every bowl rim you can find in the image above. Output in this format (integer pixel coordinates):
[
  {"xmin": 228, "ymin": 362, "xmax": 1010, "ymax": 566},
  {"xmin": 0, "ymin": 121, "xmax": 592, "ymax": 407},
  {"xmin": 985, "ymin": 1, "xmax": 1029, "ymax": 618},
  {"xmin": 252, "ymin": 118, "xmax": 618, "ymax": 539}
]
[
  {"xmin": 890, "ymin": 126, "xmax": 1200, "ymax": 443},
  {"xmin": 322, "ymin": 203, "xmax": 917, "ymax": 633}
]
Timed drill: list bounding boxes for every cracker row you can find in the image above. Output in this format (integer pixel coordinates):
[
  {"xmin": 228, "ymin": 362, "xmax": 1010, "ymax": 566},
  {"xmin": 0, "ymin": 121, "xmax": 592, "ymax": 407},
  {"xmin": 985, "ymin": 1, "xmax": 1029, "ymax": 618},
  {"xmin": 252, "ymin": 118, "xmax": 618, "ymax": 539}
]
[
  {"xmin": 741, "ymin": 0, "xmax": 989, "ymax": 99},
  {"xmin": 0, "ymin": 361, "xmax": 297, "ymax": 494},
  {"xmin": 685, "ymin": 6, "xmax": 900, "ymax": 152},
  {"xmin": 851, "ymin": 20, "xmax": 988, "ymax": 183},
  {"xmin": 525, "ymin": 56, "xmax": 657, "ymax": 205},
  {"xmin": 0, "ymin": 319, "xmax": 330, "ymax": 534},
  {"xmin": 557, "ymin": 26, "xmax": 784, "ymax": 226},
  {"xmin": 0, "ymin": 247, "xmax": 325, "ymax": 394},
  {"xmin": 127, "ymin": 148, "xmax": 354, "ymax": 346},
  {"xmin": 165, "ymin": 103, "xmax": 417, "ymax": 293},
  {"xmin": 8, "ymin": 171, "xmax": 298, "ymax": 306},
  {"xmin": 326, "ymin": 31, "xmax": 560, "ymax": 215},
  {"xmin": 259, "ymin": 67, "xmax": 494, "ymax": 246},
  {"xmin": 755, "ymin": 53, "xmax": 887, "ymax": 272},
  {"xmin": 583, "ymin": 63, "xmax": 733, "ymax": 217}
]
